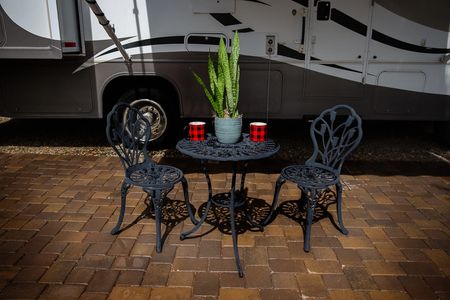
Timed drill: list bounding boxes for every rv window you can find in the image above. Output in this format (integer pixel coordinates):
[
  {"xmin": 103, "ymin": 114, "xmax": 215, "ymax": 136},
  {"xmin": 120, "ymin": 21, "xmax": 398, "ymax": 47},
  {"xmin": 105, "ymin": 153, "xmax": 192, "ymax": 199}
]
[{"xmin": 0, "ymin": 0, "xmax": 63, "ymax": 59}]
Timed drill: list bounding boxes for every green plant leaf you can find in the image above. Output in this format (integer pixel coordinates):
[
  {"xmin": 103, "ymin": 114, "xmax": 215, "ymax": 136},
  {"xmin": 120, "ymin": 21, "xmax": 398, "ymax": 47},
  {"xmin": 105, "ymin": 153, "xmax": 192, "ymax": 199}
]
[
  {"xmin": 213, "ymin": 86, "xmax": 224, "ymax": 118},
  {"xmin": 230, "ymin": 32, "xmax": 239, "ymax": 90},
  {"xmin": 192, "ymin": 32, "xmax": 240, "ymax": 119},
  {"xmin": 193, "ymin": 71, "xmax": 220, "ymax": 116},
  {"xmin": 218, "ymin": 38, "xmax": 233, "ymax": 113},
  {"xmin": 216, "ymin": 63, "xmax": 225, "ymax": 115},
  {"xmin": 231, "ymin": 65, "xmax": 240, "ymax": 117},
  {"xmin": 207, "ymin": 53, "xmax": 217, "ymax": 95}
]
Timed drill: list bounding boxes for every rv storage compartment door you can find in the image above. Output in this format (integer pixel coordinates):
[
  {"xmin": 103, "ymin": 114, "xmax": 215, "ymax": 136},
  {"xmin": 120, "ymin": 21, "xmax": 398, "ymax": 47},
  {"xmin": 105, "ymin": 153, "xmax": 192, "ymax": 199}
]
[
  {"xmin": 57, "ymin": 0, "xmax": 81, "ymax": 53},
  {"xmin": 305, "ymin": 0, "xmax": 371, "ymax": 99},
  {"xmin": 0, "ymin": 0, "xmax": 62, "ymax": 59}
]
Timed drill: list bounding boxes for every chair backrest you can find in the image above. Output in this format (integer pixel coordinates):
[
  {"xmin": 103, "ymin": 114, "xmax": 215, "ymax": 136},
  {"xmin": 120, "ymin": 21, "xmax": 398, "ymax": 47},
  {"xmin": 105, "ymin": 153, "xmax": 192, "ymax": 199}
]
[
  {"xmin": 106, "ymin": 102, "xmax": 154, "ymax": 170},
  {"xmin": 306, "ymin": 104, "xmax": 362, "ymax": 174}
]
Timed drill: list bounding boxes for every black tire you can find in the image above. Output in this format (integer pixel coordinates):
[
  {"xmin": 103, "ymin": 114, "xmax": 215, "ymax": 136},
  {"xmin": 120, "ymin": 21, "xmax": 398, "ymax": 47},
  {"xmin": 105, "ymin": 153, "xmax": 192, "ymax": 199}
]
[{"xmin": 117, "ymin": 88, "xmax": 175, "ymax": 147}]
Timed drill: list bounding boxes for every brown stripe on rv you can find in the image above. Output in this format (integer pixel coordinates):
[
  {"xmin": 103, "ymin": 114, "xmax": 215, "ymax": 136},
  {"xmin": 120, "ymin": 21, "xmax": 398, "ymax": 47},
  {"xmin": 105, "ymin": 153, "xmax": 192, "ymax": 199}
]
[
  {"xmin": 330, "ymin": 8, "xmax": 367, "ymax": 36},
  {"xmin": 371, "ymin": 30, "xmax": 450, "ymax": 54},
  {"xmin": 99, "ymin": 35, "xmax": 228, "ymax": 57},
  {"xmin": 237, "ymin": 28, "xmax": 254, "ymax": 33},
  {"xmin": 330, "ymin": 8, "xmax": 450, "ymax": 54},
  {"xmin": 242, "ymin": 0, "xmax": 271, "ymax": 6},
  {"xmin": 210, "ymin": 13, "xmax": 242, "ymax": 26},
  {"xmin": 100, "ymin": 36, "xmax": 185, "ymax": 57},
  {"xmin": 291, "ymin": 0, "xmax": 308, "ymax": 7}
]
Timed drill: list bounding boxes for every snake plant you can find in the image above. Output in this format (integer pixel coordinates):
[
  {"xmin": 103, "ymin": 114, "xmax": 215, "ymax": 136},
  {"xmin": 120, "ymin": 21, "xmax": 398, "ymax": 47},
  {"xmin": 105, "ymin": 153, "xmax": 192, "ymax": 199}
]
[{"xmin": 193, "ymin": 32, "xmax": 240, "ymax": 118}]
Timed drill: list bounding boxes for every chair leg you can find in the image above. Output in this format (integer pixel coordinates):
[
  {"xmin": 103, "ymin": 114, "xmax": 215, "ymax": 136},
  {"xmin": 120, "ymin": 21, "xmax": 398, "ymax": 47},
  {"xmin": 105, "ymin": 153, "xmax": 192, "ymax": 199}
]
[
  {"xmin": 111, "ymin": 181, "xmax": 131, "ymax": 235},
  {"xmin": 229, "ymin": 178, "xmax": 244, "ymax": 277},
  {"xmin": 181, "ymin": 177, "xmax": 198, "ymax": 225},
  {"xmin": 336, "ymin": 182, "xmax": 348, "ymax": 235},
  {"xmin": 152, "ymin": 190, "xmax": 162, "ymax": 253},
  {"xmin": 152, "ymin": 190, "xmax": 163, "ymax": 253},
  {"xmin": 303, "ymin": 188, "xmax": 318, "ymax": 252},
  {"xmin": 262, "ymin": 176, "xmax": 286, "ymax": 226}
]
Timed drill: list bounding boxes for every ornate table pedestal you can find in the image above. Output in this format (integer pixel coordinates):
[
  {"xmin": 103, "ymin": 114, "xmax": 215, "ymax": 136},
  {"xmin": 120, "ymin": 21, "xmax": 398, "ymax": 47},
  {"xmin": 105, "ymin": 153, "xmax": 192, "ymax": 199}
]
[{"xmin": 176, "ymin": 134, "xmax": 279, "ymax": 277}]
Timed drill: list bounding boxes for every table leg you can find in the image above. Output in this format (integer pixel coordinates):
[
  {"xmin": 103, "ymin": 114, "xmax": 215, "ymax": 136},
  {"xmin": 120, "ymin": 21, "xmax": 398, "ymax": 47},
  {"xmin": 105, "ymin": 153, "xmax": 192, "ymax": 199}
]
[
  {"xmin": 237, "ymin": 162, "xmax": 264, "ymax": 231},
  {"xmin": 180, "ymin": 159, "xmax": 245, "ymax": 276},
  {"xmin": 230, "ymin": 162, "xmax": 244, "ymax": 277},
  {"xmin": 180, "ymin": 160, "xmax": 214, "ymax": 240},
  {"xmin": 239, "ymin": 162, "xmax": 248, "ymax": 193}
]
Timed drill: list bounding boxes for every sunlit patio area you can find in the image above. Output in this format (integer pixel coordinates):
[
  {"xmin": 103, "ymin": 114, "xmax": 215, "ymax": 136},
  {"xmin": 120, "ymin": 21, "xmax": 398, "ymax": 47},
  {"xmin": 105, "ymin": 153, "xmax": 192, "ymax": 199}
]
[{"xmin": 0, "ymin": 152, "xmax": 449, "ymax": 299}]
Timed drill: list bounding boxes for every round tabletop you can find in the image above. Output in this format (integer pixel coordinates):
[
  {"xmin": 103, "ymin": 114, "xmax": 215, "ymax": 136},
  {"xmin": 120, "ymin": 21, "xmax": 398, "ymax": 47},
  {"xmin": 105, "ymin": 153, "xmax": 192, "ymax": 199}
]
[{"xmin": 176, "ymin": 134, "xmax": 280, "ymax": 162}]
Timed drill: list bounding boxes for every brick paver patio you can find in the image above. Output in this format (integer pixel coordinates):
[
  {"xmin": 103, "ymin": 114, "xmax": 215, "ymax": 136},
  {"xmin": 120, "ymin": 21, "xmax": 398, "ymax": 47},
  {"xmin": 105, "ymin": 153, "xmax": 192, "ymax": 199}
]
[{"xmin": 0, "ymin": 152, "xmax": 449, "ymax": 299}]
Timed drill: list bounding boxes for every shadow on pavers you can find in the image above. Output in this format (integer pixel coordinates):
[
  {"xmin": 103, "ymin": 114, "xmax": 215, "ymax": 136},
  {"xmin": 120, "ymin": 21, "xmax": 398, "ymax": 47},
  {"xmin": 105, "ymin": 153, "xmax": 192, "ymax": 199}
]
[{"xmin": 159, "ymin": 156, "xmax": 450, "ymax": 177}]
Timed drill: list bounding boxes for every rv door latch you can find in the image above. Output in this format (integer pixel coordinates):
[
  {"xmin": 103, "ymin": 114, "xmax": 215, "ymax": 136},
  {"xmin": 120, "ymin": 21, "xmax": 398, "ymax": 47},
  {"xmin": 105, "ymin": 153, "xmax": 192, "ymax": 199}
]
[
  {"xmin": 292, "ymin": 8, "xmax": 307, "ymax": 17},
  {"xmin": 300, "ymin": 8, "xmax": 307, "ymax": 17}
]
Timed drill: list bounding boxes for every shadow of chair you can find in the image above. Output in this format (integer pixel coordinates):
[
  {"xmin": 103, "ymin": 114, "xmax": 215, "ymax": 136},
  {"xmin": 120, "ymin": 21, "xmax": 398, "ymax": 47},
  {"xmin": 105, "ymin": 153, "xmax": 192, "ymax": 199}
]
[
  {"xmin": 106, "ymin": 102, "xmax": 196, "ymax": 252},
  {"xmin": 116, "ymin": 197, "xmax": 195, "ymax": 248},
  {"xmin": 264, "ymin": 104, "xmax": 363, "ymax": 252}
]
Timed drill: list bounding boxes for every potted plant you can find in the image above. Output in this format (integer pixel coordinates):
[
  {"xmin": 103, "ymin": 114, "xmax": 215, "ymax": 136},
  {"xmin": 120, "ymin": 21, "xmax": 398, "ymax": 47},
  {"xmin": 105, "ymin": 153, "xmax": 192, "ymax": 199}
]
[{"xmin": 193, "ymin": 31, "xmax": 241, "ymax": 143}]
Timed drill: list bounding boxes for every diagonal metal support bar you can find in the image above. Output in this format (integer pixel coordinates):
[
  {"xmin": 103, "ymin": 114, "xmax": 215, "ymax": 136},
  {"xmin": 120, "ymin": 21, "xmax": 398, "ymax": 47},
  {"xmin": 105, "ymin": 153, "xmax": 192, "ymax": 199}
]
[{"xmin": 84, "ymin": 0, "xmax": 132, "ymax": 64}]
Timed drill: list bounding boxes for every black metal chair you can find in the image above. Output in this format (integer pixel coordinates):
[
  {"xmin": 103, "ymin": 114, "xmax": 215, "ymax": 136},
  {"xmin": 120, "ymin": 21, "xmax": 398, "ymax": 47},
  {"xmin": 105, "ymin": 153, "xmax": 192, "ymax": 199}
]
[
  {"xmin": 106, "ymin": 102, "xmax": 195, "ymax": 252},
  {"xmin": 265, "ymin": 104, "xmax": 363, "ymax": 252}
]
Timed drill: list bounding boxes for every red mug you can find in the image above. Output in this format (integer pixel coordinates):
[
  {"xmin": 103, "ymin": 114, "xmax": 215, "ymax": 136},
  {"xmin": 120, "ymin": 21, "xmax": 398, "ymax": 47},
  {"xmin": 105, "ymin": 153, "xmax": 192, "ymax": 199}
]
[
  {"xmin": 249, "ymin": 122, "xmax": 267, "ymax": 142},
  {"xmin": 188, "ymin": 121, "xmax": 206, "ymax": 141}
]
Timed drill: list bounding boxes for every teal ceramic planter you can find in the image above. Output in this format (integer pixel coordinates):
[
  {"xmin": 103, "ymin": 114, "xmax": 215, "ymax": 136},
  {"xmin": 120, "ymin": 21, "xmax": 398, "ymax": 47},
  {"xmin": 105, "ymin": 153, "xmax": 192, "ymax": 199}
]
[{"xmin": 214, "ymin": 116, "xmax": 242, "ymax": 144}]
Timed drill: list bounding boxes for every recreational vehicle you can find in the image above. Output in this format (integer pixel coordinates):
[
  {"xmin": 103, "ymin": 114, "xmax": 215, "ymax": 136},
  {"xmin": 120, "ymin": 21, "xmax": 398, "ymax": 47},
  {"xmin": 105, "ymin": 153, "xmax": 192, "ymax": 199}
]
[{"xmin": 0, "ymin": 0, "xmax": 449, "ymax": 144}]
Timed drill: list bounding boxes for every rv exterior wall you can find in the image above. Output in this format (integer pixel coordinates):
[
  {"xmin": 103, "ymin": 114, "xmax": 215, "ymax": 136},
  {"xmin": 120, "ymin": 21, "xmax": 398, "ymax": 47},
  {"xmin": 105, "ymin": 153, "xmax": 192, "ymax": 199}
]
[{"xmin": 0, "ymin": 0, "xmax": 448, "ymax": 122}]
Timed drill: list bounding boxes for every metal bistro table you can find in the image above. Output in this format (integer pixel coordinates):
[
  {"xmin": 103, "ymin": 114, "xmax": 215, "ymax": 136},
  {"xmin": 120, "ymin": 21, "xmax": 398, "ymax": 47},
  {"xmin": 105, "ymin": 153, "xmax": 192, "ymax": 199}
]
[{"xmin": 176, "ymin": 133, "xmax": 279, "ymax": 277}]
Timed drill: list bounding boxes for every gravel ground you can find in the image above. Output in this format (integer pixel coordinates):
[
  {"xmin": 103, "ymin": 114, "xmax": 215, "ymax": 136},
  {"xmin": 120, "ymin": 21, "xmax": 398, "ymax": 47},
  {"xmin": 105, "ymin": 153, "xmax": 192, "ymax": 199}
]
[{"xmin": 0, "ymin": 116, "xmax": 449, "ymax": 164}]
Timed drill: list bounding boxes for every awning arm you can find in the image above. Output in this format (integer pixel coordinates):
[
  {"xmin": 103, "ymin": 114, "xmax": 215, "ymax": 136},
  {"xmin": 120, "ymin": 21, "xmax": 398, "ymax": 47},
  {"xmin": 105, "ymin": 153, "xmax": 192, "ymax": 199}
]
[{"xmin": 84, "ymin": 0, "xmax": 131, "ymax": 63}]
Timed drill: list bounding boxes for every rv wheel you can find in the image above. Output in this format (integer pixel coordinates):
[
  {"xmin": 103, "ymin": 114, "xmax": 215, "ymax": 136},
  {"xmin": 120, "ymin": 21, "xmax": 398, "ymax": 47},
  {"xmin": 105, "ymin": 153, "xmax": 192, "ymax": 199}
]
[{"xmin": 118, "ymin": 88, "xmax": 173, "ymax": 147}]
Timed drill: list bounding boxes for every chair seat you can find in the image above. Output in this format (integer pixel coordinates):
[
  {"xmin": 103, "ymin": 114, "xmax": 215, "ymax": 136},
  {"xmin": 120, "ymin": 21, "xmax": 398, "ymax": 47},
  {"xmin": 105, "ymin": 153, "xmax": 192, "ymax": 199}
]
[
  {"xmin": 126, "ymin": 163, "xmax": 184, "ymax": 189},
  {"xmin": 281, "ymin": 165, "xmax": 338, "ymax": 189}
]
